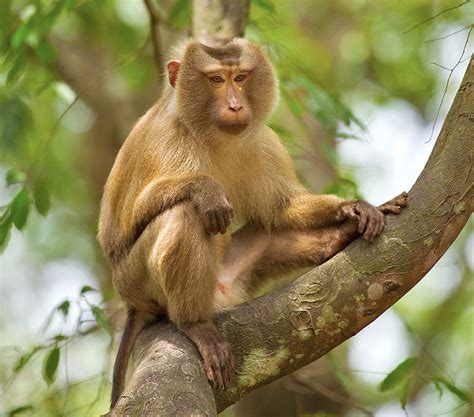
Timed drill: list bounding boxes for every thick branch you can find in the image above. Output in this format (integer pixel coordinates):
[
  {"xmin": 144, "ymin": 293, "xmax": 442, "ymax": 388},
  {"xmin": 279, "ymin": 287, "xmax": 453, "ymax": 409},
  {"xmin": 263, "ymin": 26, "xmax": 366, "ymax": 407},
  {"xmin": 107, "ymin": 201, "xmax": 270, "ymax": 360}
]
[
  {"xmin": 109, "ymin": 59, "xmax": 473, "ymax": 416},
  {"xmin": 192, "ymin": 0, "xmax": 249, "ymax": 40}
]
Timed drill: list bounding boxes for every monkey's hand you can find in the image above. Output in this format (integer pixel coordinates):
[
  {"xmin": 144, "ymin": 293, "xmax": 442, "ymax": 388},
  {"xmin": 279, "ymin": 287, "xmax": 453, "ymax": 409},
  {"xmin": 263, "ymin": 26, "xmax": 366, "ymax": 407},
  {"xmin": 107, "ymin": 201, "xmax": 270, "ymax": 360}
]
[
  {"xmin": 337, "ymin": 192, "xmax": 408, "ymax": 241},
  {"xmin": 337, "ymin": 200, "xmax": 385, "ymax": 241},
  {"xmin": 193, "ymin": 189, "xmax": 234, "ymax": 235}
]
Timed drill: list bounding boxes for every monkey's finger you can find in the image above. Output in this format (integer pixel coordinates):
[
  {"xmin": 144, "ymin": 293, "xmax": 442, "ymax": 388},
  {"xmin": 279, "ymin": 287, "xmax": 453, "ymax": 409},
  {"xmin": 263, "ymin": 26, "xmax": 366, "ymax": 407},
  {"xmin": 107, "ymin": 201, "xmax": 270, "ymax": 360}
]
[
  {"xmin": 340, "ymin": 205, "xmax": 358, "ymax": 221},
  {"xmin": 212, "ymin": 356, "xmax": 225, "ymax": 391},
  {"xmin": 388, "ymin": 205, "xmax": 402, "ymax": 214},
  {"xmin": 363, "ymin": 216, "xmax": 375, "ymax": 240},
  {"xmin": 220, "ymin": 212, "xmax": 229, "ymax": 232},
  {"xmin": 366, "ymin": 210, "xmax": 383, "ymax": 240},
  {"xmin": 377, "ymin": 212, "xmax": 385, "ymax": 236},
  {"xmin": 376, "ymin": 214, "xmax": 385, "ymax": 237},
  {"xmin": 217, "ymin": 213, "xmax": 227, "ymax": 234},
  {"xmin": 371, "ymin": 211, "xmax": 384, "ymax": 240},
  {"xmin": 392, "ymin": 191, "xmax": 408, "ymax": 207},
  {"xmin": 369, "ymin": 215, "xmax": 382, "ymax": 240},
  {"xmin": 204, "ymin": 361, "xmax": 215, "ymax": 384},
  {"xmin": 358, "ymin": 210, "xmax": 368, "ymax": 234},
  {"xmin": 213, "ymin": 212, "xmax": 222, "ymax": 235},
  {"xmin": 379, "ymin": 192, "xmax": 408, "ymax": 211},
  {"xmin": 204, "ymin": 213, "xmax": 214, "ymax": 234},
  {"xmin": 208, "ymin": 211, "xmax": 219, "ymax": 234},
  {"xmin": 225, "ymin": 208, "xmax": 233, "ymax": 226},
  {"xmin": 347, "ymin": 208, "xmax": 359, "ymax": 221},
  {"xmin": 219, "ymin": 345, "xmax": 233, "ymax": 389},
  {"xmin": 379, "ymin": 204, "xmax": 401, "ymax": 214},
  {"xmin": 224, "ymin": 362, "xmax": 232, "ymax": 390}
]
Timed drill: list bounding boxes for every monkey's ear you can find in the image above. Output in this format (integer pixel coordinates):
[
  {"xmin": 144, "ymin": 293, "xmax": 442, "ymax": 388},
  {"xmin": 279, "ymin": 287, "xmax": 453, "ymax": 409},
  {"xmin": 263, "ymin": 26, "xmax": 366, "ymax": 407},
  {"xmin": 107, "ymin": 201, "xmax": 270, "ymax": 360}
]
[{"xmin": 167, "ymin": 60, "xmax": 181, "ymax": 88}]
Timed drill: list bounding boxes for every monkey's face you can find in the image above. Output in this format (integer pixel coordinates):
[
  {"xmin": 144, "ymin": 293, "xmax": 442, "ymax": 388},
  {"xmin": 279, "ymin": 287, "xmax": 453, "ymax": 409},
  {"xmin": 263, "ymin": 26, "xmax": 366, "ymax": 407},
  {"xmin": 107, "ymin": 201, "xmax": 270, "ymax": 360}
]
[
  {"xmin": 168, "ymin": 39, "xmax": 278, "ymax": 138},
  {"xmin": 204, "ymin": 66, "xmax": 251, "ymax": 135}
]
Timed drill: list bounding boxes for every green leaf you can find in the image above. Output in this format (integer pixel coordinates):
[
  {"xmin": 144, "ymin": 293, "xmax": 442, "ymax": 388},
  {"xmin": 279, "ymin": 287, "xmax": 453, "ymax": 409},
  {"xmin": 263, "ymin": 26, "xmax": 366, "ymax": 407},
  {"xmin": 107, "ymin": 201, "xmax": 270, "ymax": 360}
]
[
  {"xmin": 167, "ymin": 0, "xmax": 190, "ymax": 29},
  {"xmin": 33, "ymin": 182, "xmax": 50, "ymax": 216},
  {"xmin": 80, "ymin": 285, "xmax": 96, "ymax": 295},
  {"xmin": 65, "ymin": 0, "xmax": 76, "ymax": 11},
  {"xmin": 11, "ymin": 23, "xmax": 31, "ymax": 49},
  {"xmin": 6, "ymin": 405, "xmax": 34, "ymax": 416},
  {"xmin": 10, "ymin": 189, "xmax": 31, "ymax": 230},
  {"xmin": 53, "ymin": 334, "xmax": 68, "ymax": 342},
  {"xmin": 0, "ymin": 218, "xmax": 12, "ymax": 253},
  {"xmin": 42, "ymin": 346, "xmax": 60, "ymax": 385},
  {"xmin": 433, "ymin": 379, "xmax": 444, "ymax": 398},
  {"xmin": 5, "ymin": 168, "xmax": 26, "ymax": 185},
  {"xmin": 41, "ymin": 2, "xmax": 64, "ymax": 33},
  {"xmin": 6, "ymin": 55, "xmax": 25, "ymax": 84},
  {"xmin": 0, "ymin": 96, "xmax": 33, "ymax": 147},
  {"xmin": 57, "ymin": 300, "xmax": 70, "ymax": 318},
  {"xmin": 254, "ymin": 0, "xmax": 276, "ymax": 14},
  {"xmin": 92, "ymin": 305, "xmax": 112, "ymax": 335},
  {"xmin": 379, "ymin": 357, "xmax": 418, "ymax": 392},
  {"xmin": 432, "ymin": 377, "xmax": 471, "ymax": 403},
  {"xmin": 13, "ymin": 346, "xmax": 43, "ymax": 373},
  {"xmin": 0, "ymin": 1, "xmax": 14, "ymax": 50},
  {"xmin": 36, "ymin": 39, "xmax": 55, "ymax": 64},
  {"xmin": 399, "ymin": 378, "xmax": 410, "ymax": 410}
]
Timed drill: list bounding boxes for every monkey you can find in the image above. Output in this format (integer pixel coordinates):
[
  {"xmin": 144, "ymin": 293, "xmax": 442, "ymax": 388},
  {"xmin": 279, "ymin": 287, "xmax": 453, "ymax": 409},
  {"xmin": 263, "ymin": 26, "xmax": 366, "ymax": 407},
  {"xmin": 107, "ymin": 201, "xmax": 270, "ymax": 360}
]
[{"xmin": 98, "ymin": 37, "xmax": 408, "ymax": 408}]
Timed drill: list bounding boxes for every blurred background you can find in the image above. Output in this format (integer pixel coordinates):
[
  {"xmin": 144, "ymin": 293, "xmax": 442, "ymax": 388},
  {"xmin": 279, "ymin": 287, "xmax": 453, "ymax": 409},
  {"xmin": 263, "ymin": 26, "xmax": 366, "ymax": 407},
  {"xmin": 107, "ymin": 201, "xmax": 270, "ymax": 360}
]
[{"xmin": 0, "ymin": 1, "xmax": 472, "ymax": 416}]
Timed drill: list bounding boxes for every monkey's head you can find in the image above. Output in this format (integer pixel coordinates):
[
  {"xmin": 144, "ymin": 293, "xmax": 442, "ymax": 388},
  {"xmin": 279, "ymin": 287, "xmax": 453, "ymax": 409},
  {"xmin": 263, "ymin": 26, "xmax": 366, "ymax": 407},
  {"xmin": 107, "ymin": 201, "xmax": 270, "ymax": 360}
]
[{"xmin": 166, "ymin": 38, "xmax": 278, "ymax": 138}]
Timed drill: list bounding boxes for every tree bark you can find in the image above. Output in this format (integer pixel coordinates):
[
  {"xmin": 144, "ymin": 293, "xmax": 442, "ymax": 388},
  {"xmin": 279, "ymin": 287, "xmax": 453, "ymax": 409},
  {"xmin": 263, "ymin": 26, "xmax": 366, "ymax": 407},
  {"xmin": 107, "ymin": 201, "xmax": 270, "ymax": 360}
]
[
  {"xmin": 108, "ymin": 56, "xmax": 473, "ymax": 417},
  {"xmin": 192, "ymin": 0, "xmax": 249, "ymax": 40}
]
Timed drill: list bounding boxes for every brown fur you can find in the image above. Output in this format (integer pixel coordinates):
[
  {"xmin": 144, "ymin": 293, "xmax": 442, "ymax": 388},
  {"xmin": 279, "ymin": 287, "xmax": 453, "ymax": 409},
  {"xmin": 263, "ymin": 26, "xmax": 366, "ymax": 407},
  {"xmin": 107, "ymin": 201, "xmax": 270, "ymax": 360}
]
[{"xmin": 98, "ymin": 38, "xmax": 407, "ymax": 408}]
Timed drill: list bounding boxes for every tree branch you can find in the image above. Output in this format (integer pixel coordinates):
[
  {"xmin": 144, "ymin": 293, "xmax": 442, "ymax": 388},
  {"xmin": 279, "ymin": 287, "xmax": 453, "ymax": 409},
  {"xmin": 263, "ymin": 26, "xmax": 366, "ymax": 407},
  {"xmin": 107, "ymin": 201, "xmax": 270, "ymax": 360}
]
[
  {"xmin": 108, "ymin": 55, "xmax": 474, "ymax": 416},
  {"xmin": 192, "ymin": 0, "xmax": 249, "ymax": 40},
  {"xmin": 143, "ymin": 0, "xmax": 164, "ymax": 85}
]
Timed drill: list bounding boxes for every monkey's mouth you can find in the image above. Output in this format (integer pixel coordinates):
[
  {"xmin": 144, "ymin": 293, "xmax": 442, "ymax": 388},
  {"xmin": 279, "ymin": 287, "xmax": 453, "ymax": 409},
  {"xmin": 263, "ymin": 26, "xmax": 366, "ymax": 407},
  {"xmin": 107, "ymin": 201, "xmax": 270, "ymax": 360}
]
[{"xmin": 218, "ymin": 123, "xmax": 248, "ymax": 135}]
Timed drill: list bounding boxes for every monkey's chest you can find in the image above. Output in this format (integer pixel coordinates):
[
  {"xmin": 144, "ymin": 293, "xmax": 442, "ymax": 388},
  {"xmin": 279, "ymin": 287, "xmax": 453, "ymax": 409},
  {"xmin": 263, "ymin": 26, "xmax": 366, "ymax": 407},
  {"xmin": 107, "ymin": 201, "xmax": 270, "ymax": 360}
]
[{"xmin": 218, "ymin": 172, "xmax": 280, "ymax": 226}]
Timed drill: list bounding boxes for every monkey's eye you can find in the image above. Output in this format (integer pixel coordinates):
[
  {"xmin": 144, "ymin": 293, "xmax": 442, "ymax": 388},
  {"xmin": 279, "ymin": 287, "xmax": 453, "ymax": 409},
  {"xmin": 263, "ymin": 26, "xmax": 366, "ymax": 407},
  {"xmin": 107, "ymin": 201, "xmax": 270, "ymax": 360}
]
[
  {"xmin": 210, "ymin": 75, "xmax": 225, "ymax": 84},
  {"xmin": 234, "ymin": 74, "xmax": 246, "ymax": 82}
]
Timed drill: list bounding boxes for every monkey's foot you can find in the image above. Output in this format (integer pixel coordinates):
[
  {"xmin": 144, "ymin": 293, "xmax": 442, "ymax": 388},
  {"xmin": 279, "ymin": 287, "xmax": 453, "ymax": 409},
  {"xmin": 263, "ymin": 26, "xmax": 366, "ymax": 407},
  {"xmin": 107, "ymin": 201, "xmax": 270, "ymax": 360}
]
[
  {"xmin": 179, "ymin": 321, "xmax": 234, "ymax": 391},
  {"xmin": 377, "ymin": 191, "xmax": 409, "ymax": 214}
]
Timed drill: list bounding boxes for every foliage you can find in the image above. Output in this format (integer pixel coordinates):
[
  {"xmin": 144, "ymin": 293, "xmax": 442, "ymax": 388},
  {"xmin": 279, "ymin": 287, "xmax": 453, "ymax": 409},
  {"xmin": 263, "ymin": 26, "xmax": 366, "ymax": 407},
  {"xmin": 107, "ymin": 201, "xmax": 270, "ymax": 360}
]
[{"xmin": 0, "ymin": 0, "xmax": 472, "ymax": 416}]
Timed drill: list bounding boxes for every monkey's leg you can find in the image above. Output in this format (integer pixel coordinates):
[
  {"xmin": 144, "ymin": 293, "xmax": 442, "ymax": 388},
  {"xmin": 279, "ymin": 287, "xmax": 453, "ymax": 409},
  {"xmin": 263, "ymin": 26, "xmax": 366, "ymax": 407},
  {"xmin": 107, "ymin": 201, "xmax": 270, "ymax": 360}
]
[
  {"xmin": 258, "ymin": 188, "xmax": 409, "ymax": 277},
  {"xmin": 218, "ymin": 192, "xmax": 408, "ymax": 298},
  {"xmin": 149, "ymin": 201, "xmax": 233, "ymax": 390}
]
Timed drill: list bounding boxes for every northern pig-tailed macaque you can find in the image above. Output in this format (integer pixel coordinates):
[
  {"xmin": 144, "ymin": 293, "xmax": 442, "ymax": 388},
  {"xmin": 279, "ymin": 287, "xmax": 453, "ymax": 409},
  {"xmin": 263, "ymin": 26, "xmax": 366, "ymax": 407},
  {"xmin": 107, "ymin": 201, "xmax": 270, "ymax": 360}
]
[{"xmin": 98, "ymin": 38, "xmax": 408, "ymax": 408}]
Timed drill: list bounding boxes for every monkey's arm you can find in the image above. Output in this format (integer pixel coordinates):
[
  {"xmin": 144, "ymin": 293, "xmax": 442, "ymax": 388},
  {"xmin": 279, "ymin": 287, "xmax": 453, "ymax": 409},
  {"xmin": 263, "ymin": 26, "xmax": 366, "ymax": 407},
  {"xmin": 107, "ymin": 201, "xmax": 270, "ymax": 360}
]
[
  {"xmin": 274, "ymin": 193, "xmax": 347, "ymax": 229},
  {"xmin": 274, "ymin": 192, "xmax": 405, "ymax": 241},
  {"xmin": 132, "ymin": 174, "xmax": 233, "ymax": 238},
  {"xmin": 260, "ymin": 130, "xmax": 380, "ymax": 238}
]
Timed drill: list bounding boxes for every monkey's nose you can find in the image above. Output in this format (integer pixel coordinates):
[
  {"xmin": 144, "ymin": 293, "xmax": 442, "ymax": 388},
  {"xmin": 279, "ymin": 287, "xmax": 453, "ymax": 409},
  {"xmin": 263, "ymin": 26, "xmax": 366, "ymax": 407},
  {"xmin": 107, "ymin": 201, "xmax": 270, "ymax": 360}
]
[{"xmin": 228, "ymin": 102, "xmax": 243, "ymax": 112}]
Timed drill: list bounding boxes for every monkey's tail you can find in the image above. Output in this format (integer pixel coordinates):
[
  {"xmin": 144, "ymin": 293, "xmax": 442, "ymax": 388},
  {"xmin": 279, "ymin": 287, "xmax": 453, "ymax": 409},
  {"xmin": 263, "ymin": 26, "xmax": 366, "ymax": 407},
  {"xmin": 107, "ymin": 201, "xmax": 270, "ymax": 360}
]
[{"xmin": 110, "ymin": 309, "xmax": 147, "ymax": 409}]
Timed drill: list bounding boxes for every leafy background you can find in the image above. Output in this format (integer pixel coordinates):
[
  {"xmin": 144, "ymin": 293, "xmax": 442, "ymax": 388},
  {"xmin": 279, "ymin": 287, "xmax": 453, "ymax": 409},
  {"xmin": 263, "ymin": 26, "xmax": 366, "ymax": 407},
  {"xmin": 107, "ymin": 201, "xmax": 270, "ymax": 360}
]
[{"xmin": 0, "ymin": 1, "xmax": 472, "ymax": 416}]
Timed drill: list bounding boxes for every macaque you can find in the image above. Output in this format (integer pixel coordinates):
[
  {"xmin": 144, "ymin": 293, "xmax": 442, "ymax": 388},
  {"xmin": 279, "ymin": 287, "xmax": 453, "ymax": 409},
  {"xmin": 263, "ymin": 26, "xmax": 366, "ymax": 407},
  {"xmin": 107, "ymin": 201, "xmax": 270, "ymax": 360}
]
[{"xmin": 98, "ymin": 38, "xmax": 407, "ymax": 408}]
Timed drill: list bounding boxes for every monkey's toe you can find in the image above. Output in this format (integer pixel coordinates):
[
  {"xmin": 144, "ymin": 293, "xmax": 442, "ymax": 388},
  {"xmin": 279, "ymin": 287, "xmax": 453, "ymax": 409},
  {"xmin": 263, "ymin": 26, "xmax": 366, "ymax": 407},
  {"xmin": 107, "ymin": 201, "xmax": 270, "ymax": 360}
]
[{"xmin": 202, "ymin": 340, "xmax": 234, "ymax": 391}]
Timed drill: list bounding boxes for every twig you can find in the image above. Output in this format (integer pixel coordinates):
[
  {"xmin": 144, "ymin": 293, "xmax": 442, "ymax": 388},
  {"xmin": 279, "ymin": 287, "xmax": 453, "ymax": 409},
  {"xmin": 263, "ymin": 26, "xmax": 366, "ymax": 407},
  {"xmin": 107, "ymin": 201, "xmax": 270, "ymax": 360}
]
[
  {"xmin": 427, "ymin": 26, "xmax": 472, "ymax": 143},
  {"xmin": 403, "ymin": 1, "xmax": 471, "ymax": 34},
  {"xmin": 296, "ymin": 378, "xmax": 374, "ymax": 416},
  {"xmin": 424, "ymin": 24, "xmax": 472, "ymax": 43},
  {"xmin": 143, "ymin": 0, "xmax": 164, "ymax": 85}
]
